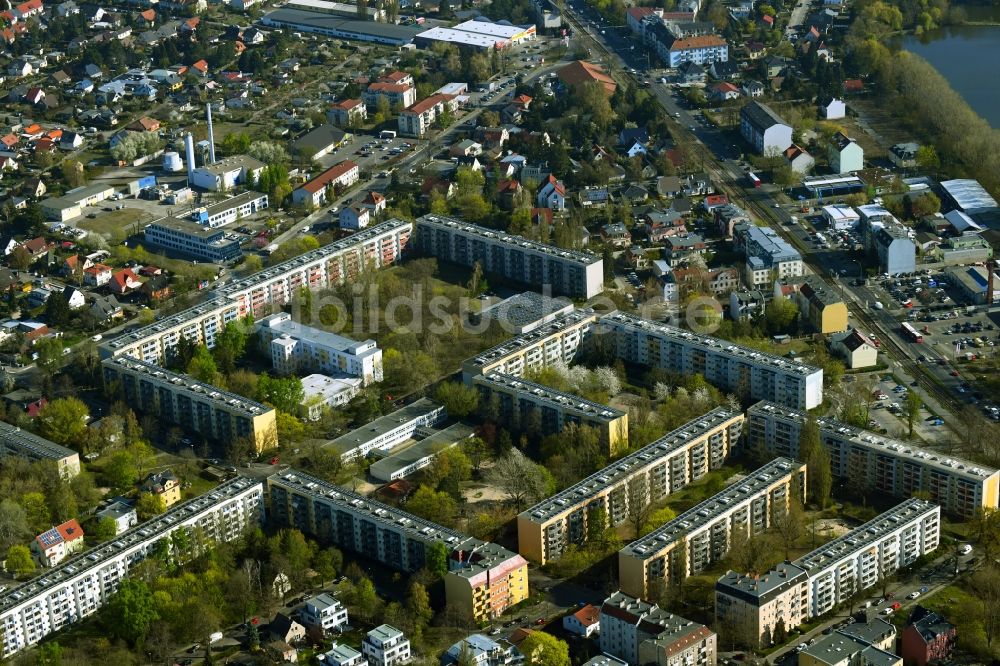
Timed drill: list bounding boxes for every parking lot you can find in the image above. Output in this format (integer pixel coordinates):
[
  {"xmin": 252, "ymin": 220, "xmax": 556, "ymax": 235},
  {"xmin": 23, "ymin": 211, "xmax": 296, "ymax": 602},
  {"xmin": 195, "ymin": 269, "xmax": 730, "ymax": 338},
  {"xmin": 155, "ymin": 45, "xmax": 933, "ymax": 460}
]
[{"xmin": 867, "ymin": 376, "xmax": 953, "ymax": 446}]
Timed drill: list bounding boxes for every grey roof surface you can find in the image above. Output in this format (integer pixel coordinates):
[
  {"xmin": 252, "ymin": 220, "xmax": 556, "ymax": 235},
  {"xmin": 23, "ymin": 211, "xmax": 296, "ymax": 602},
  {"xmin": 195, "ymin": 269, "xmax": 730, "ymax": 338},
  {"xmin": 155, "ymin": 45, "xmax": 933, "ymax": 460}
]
[{"xmin": 741, "ymin": 101, "xmax": 789, "ymax": 131}]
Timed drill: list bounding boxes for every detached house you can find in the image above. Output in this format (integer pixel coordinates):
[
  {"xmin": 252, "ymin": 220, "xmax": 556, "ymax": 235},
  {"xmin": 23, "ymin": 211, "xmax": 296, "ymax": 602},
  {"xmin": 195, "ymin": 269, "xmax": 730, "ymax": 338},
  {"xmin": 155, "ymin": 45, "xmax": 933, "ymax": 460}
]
[
  {"xmin": 783, "ymin": 144, "xmax": 815, "ymax": 174},
  {"xmin": 828, "ymin": 131, "xmax": 863, "ymax": 174},
  {"xmin": 110, "ymin": 268, "xmax": 142, "ymax": 294},
  {"xmin": 140, "ymin": 469, "xmax": 181, "ymax": 507},
  {"xmin": 83, "ymin": 263, "xmax": 112, "ymax": 287},
  {"xmin": 495, "ymin": 180, "xmax": 523, "ymax": 211},
  {"xmin": 901, "ymin": 607, "xmax": 956, "ymax": 666},
  {"xmin": 32, "ymin": 519, "xmax": 85, "ymax": 567},
  {"xmin": 601, "ymin": 222, "xmax": 631, "ymax": 247},
  {"xmin": 537, "ymin": 175, "xmax": 566, "ymax": 211}
]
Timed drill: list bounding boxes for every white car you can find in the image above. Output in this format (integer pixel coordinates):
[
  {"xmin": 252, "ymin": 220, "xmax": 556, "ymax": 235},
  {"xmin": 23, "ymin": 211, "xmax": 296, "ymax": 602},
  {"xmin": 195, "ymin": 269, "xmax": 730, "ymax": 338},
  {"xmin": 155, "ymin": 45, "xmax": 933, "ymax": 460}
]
[
  {"xmin": 907, "ymin": 591, "xmax": 921, "ymax": 600},
  {"xmin": 960, "ymin": 544, "xmax": 973, "ymax": 556}
]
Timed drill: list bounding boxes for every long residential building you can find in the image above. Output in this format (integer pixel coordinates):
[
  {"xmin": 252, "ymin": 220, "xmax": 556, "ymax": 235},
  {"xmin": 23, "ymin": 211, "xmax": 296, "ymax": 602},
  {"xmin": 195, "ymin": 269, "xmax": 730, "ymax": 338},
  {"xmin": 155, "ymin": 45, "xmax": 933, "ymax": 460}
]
[
  {"xmin": 599, "ymin": 312, "xmax": 823, "ymax": 410},
  {"xmin": 102, "ymin": 356, "xmax": 278, "ymax": 454},
  {"xmin": 415, "ymin": 214, "xmax": 604, "ymax": 299},
  {"xmin": 267, "ymin": 470, "xmax": 529, "ymax": 623},
  {"xmin": 0, "ymin": 420, "xmax": 80, "ymax": 478},
  {"xmin": 461, "ymin": 309, "xmax": 598, "ymax": 382},
  {"xmin": 473, "ymin": 372, "xmax": 629, "ymax": 456},
  {"xmin": 746, "ymin": 401, "xmax": 999, "ymax": 518},
  {"xmin": 517, "ymin": 407, "xmax": 744, "ymax": 565},
  {"xmin": 715, "ymin": 499, "xmax": 940, "ymax": 646},
  {"xmin": 618, "ymin": 457, "xmax": 807, "ymax": 599},
  {"xmin": 101, "ymin": 219, "xmax": 413, "ymax": 364},
  {"xmin": 0, "ymin": 476, "xmax": 264, "ymax": 657}
]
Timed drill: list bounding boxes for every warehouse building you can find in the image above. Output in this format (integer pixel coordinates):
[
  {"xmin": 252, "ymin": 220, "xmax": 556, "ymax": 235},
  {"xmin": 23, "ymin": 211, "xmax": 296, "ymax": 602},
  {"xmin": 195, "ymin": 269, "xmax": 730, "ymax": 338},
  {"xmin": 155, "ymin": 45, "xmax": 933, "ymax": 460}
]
[
  {"xmin": 102, "ymin": 356, "xmax": 278, "ymax": 453},
  {"xmin": 618, "ymin": 457, "xmax": 807, "ymax": 599},
  {"xmin": 267, "ymin": 469, "xmax": 529, "ymax": 623},
  {"xmin": 715, "ymin": 499, "xmax": 939, "ymax": 646},
  {"xmin": 473, "ymin": 372, "xmax": 629, "ymax": 455},
  {"xmin": 414, "ymin": 19, "xmax": 536, "ymax": 51},
  {"xmin": 260, "ymin": 8, "xmax": 422, "ymax": 45},
  {"xmin": 0, "ymin": 420, "xmax": 80, "ymax": 478},
  {"xmin": 461, "ymin": 309, "xmax": 598, "ymax": 382},
  {"xmin": 415, "ymin": 214, "xmax": 604, "ymax": 299},
  {"xmin": 746, "ymin": 401, "xmax": 999, "ymax": 518},
  {"xmin": 599, "ymin": 312, "xmax": 823, "ymax": 410},
  {"xmin": 0, "ymin": 476, "xmax": 263, "ymax": 657},
  {"xmin": 517, "ymin": 408, "xmax": 744, "ymax": 565}
]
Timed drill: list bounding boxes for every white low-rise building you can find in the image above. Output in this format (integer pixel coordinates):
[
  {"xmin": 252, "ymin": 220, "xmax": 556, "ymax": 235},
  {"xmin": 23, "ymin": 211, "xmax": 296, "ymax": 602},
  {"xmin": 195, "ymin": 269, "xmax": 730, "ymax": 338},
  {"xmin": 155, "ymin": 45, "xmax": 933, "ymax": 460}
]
[
  {"xmin": 190, "ymin": 155, "xmax": 265, "ymax": 192},
  {"xmin": 363, "ymin": 625, "xmax": 410, "ymax": 666},
  {"xmin": 255, "ymin": 312, "xmax": 382, "ymax": 384},
  {"xmin": 96, "ymin": 501, "xmax": 138, "ymax": 536},
  {"xmin": 300, "ymin": 593, "xmax": 348, "ymax": 634},
  {"xmin": 300, "ymin": 373, "xmax": 363, "ymax": 420}
]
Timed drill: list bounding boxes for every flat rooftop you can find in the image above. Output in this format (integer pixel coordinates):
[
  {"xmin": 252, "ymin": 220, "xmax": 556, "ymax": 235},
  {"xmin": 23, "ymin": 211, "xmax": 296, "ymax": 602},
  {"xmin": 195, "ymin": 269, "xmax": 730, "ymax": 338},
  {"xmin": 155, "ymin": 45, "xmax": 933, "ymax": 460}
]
[
  {"xmin": 369, "ymin": 422, "xmax": 476, "ymax": 480},
  {"xmin": 521, "ymin": 408, "xmax": 740, "ymax": 524},
  {"xmin": 793, "ymin": 498, "xmax": 936, "ymax": 576},
  {"xmin": 0, "ymin": 476, "xmax": 259, "ymax": 613},
  {"xmin": 102, "ymin": 356, "xmax": 272, "ymax": 417},
  {"xmin": 147, "ymin": 217, "xmax": 226, "ymax": 240},
  {"xmin": 258, "ymin": 314, "xmax": 377, "ymax": 356},
  {"xmin": 600, "ymin": 312, "xmax": 820, "ymax": 378},
  {"xmin": 262, "ymin": 8, "xmax": 422, "ymax": 41},
  {"xmin": 101, "ymin": 297, "xmax": 237, "ymax": 353},
  {"xmin": 626, "ymin": 457, "xmax": 799, "ymax": 560},
  {"xmin": 417, "ymin": 214, "xmax": 600, "ymax": 266},
  {"xmin": 269, "ymin": 468, "xmax": 469, "ymax": 544},
  {"xmin": 326, "ymin": 397, "xmax": 442, "ymax": 456},
  {"xmin": 749, "ymin": 401, "xmax": 998, "ymax": 482},
  {"xmin": 716, "ymin": 561, "xmax": 808, "ymax": 602},
  {"xmin": 416, "ymin": 26, "xmax": 505, "ymax": 48},
  {"xmin": 476, "ymin": 291, "xmax": 574, "ymax": 333},
  {"xmin": 0, "ymin": 419, "xmax": 76, "ymax": 461},
  {"xmin": 467, "ymin": 309, "xmax": 596, "ymax": 369},
  {"xmin": 201, "ymin": 190, "xmax": 267, "ymax": 217},
  {"xmin": 477, "ymin": 372, "xmax": 624, "ymax": 421}
]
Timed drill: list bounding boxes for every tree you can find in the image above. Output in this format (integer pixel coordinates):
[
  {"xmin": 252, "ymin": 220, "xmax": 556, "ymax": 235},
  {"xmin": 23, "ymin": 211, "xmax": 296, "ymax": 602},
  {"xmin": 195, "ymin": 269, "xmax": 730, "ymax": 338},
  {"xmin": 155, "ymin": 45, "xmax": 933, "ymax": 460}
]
[
  {"xmin": 106, "ymin": 578, "xmax": 159, "ymax": 646},
  {"xmin": 641, "ymin": 506, "xmax": 677, "ymax": 537},
  {"xmin": 626, "ymin": 476, "xmax": 651, "ymax": 538},
  {"xmin": 905, "ymin": 391, "xmax": 922, "ymax": 438},
  {"xmin": 187, "ymin": 344, "xmax": 220, "ymax": 384},
  {"xmin": 104, "ymin": 451, "xmax": 139, "ymax": 491},
  {"xmin": 519, "ymin": 630, "xmax": 570, "ymax": 666},
  {"xmin": 257, "ymin": 374, "xmax": 305, "ymax": 414},
  {"xmin": 406, "ymin": 485, "xmax": 458, "ymax": 526},
  {"xmin": 94, "ymin": 516, "xmax": 119, "ymax": 541},
  {"xmin": 6, "ymin": 544, "xmax": 35, "ymax": 577},
  {"xmin": 44, "ymin": 294, "xmax": 72, "ymax": 328},
  {"xmin": 357, "ymin": 0, "xmax": 368, "ymax": 18},
  {"xmin": 435, "ymin": 382, "xmax": 480, "ymax": 417},
  {"xmin": 809, "ymin": 444, "xmax": 833, "ymax": 509},
  {"xmin": 427, "ymin": 541, "xmax": 449, "ymax": 578},
  {"xmin": 970, "ymin": 566, "xmax": 1000, "ymax": 648},
  {"xmin": 467, "ymin": 261, "xmax": 486, "ymax": 297},
  {"xmin": 727, "ymin": 526, "xmax": 779, "ymax": 576},
  {"xmin": 797, "ymin": 416, "xmax": 821, "ymax": 464},
  {"xmin": 313, "ymin": 547, "xmax": 343, "ymax": 585},
  {"xmin": 406, "ymin": 581, "xmax": 433, "ymax": 633},
  {"xmin": 0, "ymin": 499, "xmax": 30, "ymax": 552},
  {"xmin": 486, "ymin": 449, "xmax": 552, "ymax": 510},
  {"xmin": 353, "ymin": 577, "xmax": 384, "ymax": 623},
  {"xmin": 771, "ymin": 488, "xmax": 806, "ymax": 559},
  {"xmin": 137, "ymin": 492, "xmax": 166, "ymax": 519},
  {"xmin": 764, "ymin": 298, "xmax": 798, "ymax": 335},
  {"xmin": 38, "ymin": 398, "xmax": 89, "ymax": 448},
  {"xmin": 34, "ymin": 336, "xmax": 65, "ymax": 376}
]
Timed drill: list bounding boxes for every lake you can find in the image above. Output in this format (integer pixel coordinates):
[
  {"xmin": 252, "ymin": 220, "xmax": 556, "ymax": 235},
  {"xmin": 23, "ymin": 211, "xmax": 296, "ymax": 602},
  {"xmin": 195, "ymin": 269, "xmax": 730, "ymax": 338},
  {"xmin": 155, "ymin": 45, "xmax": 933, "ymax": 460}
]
[{"xmin": 902, "ymin": 8, "xmax": 1000, "ymax": 129}]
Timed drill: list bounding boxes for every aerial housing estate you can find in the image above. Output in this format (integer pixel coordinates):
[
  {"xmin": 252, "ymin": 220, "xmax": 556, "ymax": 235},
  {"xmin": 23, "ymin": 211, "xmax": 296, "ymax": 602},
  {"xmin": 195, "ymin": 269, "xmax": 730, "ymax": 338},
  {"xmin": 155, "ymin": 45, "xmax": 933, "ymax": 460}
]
[
  {"xmin": 715, "ymin": 499, "xmax": 940, "ymax": 646},
  {"xmin": 267, "ymin": 469, "xmax": 528, "ymax": 623},
  {"xmin": 99, "ymin": 219, "xmax": 413, "ymax": 453},
  {"xmin": 746, "ymin": 401, "xmax": 999, "ymax": 518},
  {"xmin": 0, "ymin": 420, "xmax": 80, "ymax": 478}
]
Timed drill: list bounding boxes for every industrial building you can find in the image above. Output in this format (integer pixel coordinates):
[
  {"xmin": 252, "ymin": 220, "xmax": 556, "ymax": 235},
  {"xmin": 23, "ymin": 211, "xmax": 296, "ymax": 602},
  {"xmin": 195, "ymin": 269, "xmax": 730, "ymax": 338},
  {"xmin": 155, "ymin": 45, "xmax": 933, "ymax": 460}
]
[
  {"xmin": 715, "ymin": 499, "xmax": 940, "ymax": 645},
  {"xmin": 461, "ymin": 309, "xmax": 598, "ymax": 382},
  {"xmin": 746, "ymin": 401, "xmax": 999, "ymax": 518},
  {"xmin": 260, "ymin": 8, "xmax": 422, "ymax": 45},
  {"xmin": 0, "ymin": 476, "xmax": 263, "ymax": 657},
  {"xmin": 415, "ymin": 214, "xmax": 604, "ymax": 299},
  {"xmin": 143, "ymin": 217, "xmax": 244, "ymax": 263},
  {"xmin": 599, "ymin": 592, "xmax": 716, "ymax": 666},
  {"xmin": 940, "ymin": 179, "xmax": 1000, "ymax": 216},
  {"xmin": 267, "ymin": 469, "xmax": 529, "ymax": 623},
  {"xmin": 473, "ymin": 372, "xmax": 629, "ymax": 455},
  {"xmin": 0, "ymin": 420, "xmax": 80, "ymax": 478},
  {"xmin": 190, "ymin": 155, "xmax": 265, "ymax": 192},
  {"xmin": 326, "ymin": 398, "xmax": 445, "ymax": 461},
  {"xmin": 517, "ymin": 408, "xmax": 744, "ymax": 565},
  {"xmin": 414, "ymin": 19, "xmax": 536, "ymax": 51},
  {"xmin": 255, "ymin": 312, "xmax": 382, "ymax": 384},
  {"xmin": 618, "ymin": 457, "xmax": 807, "ymax": 599},
  {"xmin": 102, "ymin": 356, "xmax": 278, "ymax": 453},
  {"xmin": 188, "ymin": 191, "xmax": 269, "ymax": 228},
  {"xmin": 599, "ymin": 312, "xmax": 824, "ymax": 410}
]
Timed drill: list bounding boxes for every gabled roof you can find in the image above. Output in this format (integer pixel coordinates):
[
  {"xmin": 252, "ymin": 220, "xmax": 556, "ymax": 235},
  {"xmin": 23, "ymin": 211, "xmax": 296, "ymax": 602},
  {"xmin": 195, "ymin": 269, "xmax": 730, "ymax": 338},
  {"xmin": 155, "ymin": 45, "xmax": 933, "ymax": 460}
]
[
  {"xmin": 740, "ymin": 100, "xmax": 789, "ymax": 131},
  {"xmin": 557, "ymin": 60, "xmax": 616, "ymax": 95}
]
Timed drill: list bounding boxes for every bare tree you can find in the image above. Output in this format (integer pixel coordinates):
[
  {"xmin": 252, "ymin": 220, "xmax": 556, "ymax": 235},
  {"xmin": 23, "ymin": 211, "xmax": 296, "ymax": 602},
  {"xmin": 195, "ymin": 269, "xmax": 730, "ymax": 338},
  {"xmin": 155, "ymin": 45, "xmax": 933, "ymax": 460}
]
[
  {"xmin": 486, "ymin": 450, "xmax": 549, "ymax": 510},
  {"xmin": 626, "ymin": 475, "xmax": 651, "ymax": 539}
]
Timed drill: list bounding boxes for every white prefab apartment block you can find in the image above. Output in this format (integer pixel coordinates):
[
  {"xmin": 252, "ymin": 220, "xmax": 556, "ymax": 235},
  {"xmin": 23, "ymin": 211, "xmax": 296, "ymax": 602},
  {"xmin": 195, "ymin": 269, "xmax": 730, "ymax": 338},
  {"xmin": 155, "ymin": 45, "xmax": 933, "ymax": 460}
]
[
  {"xmin": 415, "ymin": 214, "xmax": 604, "ymax": 299},
  {"xmin": 715, "ymin": 499, "xmax": 940, "ymax": 645},
  {"xmin": 0, "ymin": 477, "xmax": 263, "ymax": 657},
  {"xmin": 600, "ymin": 312, "xmax": 823, "ymax": 410},
  {"xmin": 363, "ymin": 625, "xmax": 411, "ymax": 666},
  {"xmin": 517, "ymin": 408, "xmax": 745, "ymax": 565},
  {"xmin": 327, "ymin": 397, "xmax": 445, "ymax": 461},
  {"xmin": 618, "ymin": 457, "xmax": 807, "ymax": 599},
  {"xmin": 0, "ymin": 420, "xmax": 80, "ymax": 478},
  {"xmin": 461, "ymin": 309, "xmax": 599, "ymax": 383},
  {"xmin": 255, "ymin": 312, "xmax": 383, "ymax": 384},
  {"xmin": 300, "ymin": 593, "xmax": 349, "ymax": 633},
  {"xmin": 746, "ymin": 401, "xmax": 999, "ymax": 518}
]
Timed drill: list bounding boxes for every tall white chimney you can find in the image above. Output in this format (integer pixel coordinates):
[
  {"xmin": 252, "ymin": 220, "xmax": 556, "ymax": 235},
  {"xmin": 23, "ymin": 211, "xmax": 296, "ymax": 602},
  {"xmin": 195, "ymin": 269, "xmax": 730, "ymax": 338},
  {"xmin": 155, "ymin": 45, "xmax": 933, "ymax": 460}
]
[
  {"xmin": 206, "ymin": 103, "xmax": 216, "ymax": 165},
  {"xmin": 185, "ymin": 132, "xmax": 196, "ymax": 186}
]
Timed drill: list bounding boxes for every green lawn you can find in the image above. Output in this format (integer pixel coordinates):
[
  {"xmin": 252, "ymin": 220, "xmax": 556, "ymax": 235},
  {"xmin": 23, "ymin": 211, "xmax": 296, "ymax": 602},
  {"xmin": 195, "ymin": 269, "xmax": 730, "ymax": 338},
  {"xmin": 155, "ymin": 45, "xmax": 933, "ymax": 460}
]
[{"xmin": 77, "ymin": 208, "xmax": 146, "ymax": 236}]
